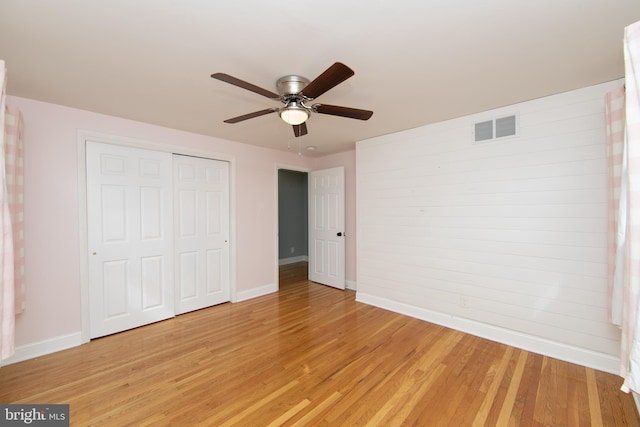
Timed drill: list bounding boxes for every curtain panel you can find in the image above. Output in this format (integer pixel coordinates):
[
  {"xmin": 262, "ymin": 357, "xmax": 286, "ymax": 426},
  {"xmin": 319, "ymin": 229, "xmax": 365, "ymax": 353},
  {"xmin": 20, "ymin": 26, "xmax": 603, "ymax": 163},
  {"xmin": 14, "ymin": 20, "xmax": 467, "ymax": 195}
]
[
  {"xmin": 4, "ymin": 107, "xmax": 24, "ymax": 315},
  {"xmin": 0, "ymin": 60, "xmax": 25, "ymax": 361},
  {"xmin": 619, "ymin": 19, "xmax": 640, "ymax": 393},
  {"xmin": 606, "ymin": 86, "xmax": 626, "ymax": 328}
]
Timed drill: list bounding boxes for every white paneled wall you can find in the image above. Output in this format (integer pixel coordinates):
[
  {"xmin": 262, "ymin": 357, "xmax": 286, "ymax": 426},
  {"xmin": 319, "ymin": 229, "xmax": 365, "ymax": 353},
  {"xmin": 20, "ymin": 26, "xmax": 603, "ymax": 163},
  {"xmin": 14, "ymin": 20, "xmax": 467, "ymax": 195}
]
[{"xmin": 356, "ymin": 80, "xmax": 623, "ymax": 373}]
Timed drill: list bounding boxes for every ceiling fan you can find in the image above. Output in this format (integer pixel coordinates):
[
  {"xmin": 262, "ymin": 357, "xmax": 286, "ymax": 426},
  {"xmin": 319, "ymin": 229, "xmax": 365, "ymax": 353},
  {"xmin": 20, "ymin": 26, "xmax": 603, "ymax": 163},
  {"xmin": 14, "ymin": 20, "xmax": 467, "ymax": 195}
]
[{"xmin": 211, "ymin": 62, "xmax": 373, "ymax": 137}]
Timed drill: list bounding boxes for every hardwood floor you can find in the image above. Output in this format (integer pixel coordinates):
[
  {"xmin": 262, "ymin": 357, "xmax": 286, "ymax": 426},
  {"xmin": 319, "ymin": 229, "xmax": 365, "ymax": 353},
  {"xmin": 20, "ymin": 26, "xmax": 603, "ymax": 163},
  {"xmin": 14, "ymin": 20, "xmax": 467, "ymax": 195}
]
[{"xmin": 1, "ymin": 261, "xmax": 639, "ymax": 426}]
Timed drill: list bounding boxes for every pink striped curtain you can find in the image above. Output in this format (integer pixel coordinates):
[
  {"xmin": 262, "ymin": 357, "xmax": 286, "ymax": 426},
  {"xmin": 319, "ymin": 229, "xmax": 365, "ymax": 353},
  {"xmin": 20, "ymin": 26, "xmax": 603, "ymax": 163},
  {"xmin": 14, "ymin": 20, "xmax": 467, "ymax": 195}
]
[
  {"xmin": 0, "ymin": 59, "xmax": 12, "ymax": 361},
  {"xmin": 606, "ymin": 86, "xmax": 626, "ymax": 327},
  {"xmin": 0, "ymin": 60, "xmax": 25, "ymax": 361},
  {"xmin": 621, "ymin": 20, "xmax": 640, "ymax": 393},
  {"xmin": 5, "ymin": 107, "xmax": 24, "ymax": 315}
]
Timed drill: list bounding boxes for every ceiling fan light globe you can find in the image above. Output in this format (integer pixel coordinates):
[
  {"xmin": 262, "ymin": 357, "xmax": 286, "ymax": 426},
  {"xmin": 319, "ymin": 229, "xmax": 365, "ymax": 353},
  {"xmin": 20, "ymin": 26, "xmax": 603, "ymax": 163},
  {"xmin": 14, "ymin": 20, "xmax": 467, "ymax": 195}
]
[{"xmin": 280, "ymin": 106, "xmax": 309, "ymax": 125}]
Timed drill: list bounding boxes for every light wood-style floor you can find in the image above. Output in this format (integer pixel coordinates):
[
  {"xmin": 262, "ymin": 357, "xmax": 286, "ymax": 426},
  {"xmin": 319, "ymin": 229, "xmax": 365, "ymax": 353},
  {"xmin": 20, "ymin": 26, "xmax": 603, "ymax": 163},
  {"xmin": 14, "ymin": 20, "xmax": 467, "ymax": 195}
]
[{"xmin": 1, "ymin": 261, "xmax": 639, "ymax": 426}]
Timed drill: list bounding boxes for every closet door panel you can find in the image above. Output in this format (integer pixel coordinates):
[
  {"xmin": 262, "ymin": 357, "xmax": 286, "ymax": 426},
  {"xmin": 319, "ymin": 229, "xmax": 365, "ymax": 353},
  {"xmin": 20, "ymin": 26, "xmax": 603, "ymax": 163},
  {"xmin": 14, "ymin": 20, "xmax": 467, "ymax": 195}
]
[
  {"xmin": 174, "ymin": 155, "xmax": 230, "ymax": 314},
  {"xmin": 87, "ymin": 142, "xmax": 174, "ymax": 338}
]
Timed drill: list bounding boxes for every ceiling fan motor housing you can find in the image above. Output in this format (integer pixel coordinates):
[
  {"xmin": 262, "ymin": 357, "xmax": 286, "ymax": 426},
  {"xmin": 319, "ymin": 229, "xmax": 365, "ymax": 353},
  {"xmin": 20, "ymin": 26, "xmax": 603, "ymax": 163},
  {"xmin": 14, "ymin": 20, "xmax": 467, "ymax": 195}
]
[{"xmin": 276, "ymin": 75, "xmax": 310, "ymax": 98}]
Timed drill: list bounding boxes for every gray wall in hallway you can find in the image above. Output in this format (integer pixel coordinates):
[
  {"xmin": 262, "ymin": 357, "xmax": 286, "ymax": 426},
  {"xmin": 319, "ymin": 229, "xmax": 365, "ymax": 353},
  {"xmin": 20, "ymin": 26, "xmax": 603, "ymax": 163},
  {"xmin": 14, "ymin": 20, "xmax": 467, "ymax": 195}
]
[{"xmin": 278, "ymin": 169, "xmax": 308, "ymax": 260}]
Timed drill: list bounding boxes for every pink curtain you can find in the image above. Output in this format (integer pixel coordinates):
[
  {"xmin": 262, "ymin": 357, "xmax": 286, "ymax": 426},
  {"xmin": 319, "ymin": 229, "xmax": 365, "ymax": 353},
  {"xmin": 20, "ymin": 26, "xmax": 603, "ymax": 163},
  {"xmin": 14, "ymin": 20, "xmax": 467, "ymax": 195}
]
[
  {"xmin": 620, "ymin": 20, "xmax": 640, "ymax": 393},
  {"xmin": 0, "ymin": 60, "xmax": 25, "ymax": 361},
  {"xmin": 0, "ymin": 60, "xmax": 13, "ymax": 361},
  {"xmin": 5, "ymin": 107, "xmax": 24, "ymax": 315},
  {"xmin": 606, "ymin": 86, "xmax": 626, "ymax": 327}
]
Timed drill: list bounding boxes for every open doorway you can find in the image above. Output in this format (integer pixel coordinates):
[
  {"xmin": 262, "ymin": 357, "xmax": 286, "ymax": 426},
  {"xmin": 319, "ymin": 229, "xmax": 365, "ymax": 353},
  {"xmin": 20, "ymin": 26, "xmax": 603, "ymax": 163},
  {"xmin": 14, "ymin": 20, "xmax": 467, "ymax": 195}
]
[{"xmin": 277, "ymin": 169, "xmax": 309, "ymax": 285}]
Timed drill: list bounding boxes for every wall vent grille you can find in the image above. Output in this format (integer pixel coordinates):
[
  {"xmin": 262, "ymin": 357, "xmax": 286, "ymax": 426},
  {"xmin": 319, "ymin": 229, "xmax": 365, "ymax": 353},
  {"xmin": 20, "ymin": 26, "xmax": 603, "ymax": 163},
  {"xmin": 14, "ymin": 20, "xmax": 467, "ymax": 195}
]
[
  {"xmin": 473, "ymin": 114, "xmax": 518, "ymax": 143},
  {"xmin": 474, "ymin": 120, "xmax": 493, "ymax": 142}
]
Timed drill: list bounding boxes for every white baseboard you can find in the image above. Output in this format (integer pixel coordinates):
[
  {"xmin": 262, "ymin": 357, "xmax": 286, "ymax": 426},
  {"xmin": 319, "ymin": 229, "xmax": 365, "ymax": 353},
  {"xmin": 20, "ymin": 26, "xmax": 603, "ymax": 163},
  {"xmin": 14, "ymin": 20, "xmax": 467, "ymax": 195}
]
[
  {"xmin": 279, "ymin": 256, "xmax": 309, "ymax": 265},
  {"xmin": 235, "ymin": 283, "xmax": 278, "ymax": 302},
  {"xmin": 346, "ymin": 280, "xmax": 356, "ymax": 291},
  {"xmin": 356, "ymin": 292, "xmax": 620, "ymax": 375},
  {"xmin": 1, "ymin": 332, "xmax": 83, "ymax": 366},
  {"xmin": 3, "ymin": 283, "xmax": 276, "ymax": 365}
]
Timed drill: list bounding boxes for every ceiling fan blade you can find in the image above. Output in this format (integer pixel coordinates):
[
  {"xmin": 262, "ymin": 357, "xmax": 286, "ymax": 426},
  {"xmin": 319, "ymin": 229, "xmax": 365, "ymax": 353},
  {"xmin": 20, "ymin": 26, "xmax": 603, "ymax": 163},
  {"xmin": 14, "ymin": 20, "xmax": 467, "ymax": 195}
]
[
  {"xmin": 224, "ymin": 108, "xmax": 278, "ymax": 123},
  {"xmin": 211, "ymin": 73, "xmax": 280, "ymax": 99},
  {"xmin": 301, "ymin": 62, "xmax": 354, "ymax": 99},
  {"xmin": 293, "ymin": 122, "xmax": 308, "ymax": 137},
  {"xmin": 314, "ymin": 104, "xmax": 373, "ymax": 120}
]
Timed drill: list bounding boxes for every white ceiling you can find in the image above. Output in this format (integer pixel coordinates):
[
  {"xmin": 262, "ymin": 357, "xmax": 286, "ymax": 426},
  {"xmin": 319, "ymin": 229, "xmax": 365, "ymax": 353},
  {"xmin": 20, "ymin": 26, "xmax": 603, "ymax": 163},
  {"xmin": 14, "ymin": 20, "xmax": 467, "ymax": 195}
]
[{"xmin": 1, "ymin": 1, "xmax": 639, "ymax": 157}]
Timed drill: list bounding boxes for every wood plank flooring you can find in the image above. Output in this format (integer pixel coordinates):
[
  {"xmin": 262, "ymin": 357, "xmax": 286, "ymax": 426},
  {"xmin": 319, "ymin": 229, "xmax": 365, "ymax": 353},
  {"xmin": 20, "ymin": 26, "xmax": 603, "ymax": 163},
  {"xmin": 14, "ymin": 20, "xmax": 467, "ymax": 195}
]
[{"xmin": 1, "ymin": 261, "xmax": 639, "ymax": 426}]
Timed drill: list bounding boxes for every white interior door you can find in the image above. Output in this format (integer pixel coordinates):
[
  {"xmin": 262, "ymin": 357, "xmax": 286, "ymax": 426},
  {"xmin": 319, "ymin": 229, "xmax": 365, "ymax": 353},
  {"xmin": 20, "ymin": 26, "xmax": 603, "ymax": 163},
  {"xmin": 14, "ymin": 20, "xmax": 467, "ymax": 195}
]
[
  {"xmin": 87, "ymin": 142, "xmax": 174, "ymax": 338},
  {"xmin": 174, "ymin": 155, "xmax": 230, "ymax": 314},
  {"xmin": 308, "ymin": 167, "xmax": 345, "ymax": 289}
]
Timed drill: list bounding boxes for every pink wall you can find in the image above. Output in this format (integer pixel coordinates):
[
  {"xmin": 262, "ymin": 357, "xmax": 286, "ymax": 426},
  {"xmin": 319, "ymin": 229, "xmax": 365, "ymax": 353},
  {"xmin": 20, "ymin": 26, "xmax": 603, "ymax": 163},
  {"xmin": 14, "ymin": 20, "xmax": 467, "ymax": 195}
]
[
  {"xmin": 311, "ymin": 151, "xmax": 357, "ymax": 285},
  {"xmin": 6, "ymin": 95, "xmax": 357, "ymax": 351}
]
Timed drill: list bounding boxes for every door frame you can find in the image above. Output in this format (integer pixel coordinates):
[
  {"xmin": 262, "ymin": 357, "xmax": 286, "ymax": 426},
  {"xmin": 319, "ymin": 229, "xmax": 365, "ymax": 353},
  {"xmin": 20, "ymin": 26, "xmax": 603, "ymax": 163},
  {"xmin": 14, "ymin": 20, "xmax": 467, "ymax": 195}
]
[
  {"xmin": 274, "ymin": 163, "xmax": 311, "ymax": 290},
  {"xmin": 77, "ymin": 130, "xmax": 237, "ymax": 344}
]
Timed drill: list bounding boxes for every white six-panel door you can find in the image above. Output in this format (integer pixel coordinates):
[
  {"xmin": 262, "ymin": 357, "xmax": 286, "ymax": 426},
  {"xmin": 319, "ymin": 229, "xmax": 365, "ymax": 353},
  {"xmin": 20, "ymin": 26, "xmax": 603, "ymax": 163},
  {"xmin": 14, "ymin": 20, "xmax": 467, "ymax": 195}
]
[
  {"xmin": 87, "ymin": 142, "xmax": 174, "ymax": 338},
  {"xmin": 308, "ymin": 167, "xmax": 345, "ymax": 289},
  {"xmin": 173, "ymin": 155, "xmax": 230, "ymax": 314}
]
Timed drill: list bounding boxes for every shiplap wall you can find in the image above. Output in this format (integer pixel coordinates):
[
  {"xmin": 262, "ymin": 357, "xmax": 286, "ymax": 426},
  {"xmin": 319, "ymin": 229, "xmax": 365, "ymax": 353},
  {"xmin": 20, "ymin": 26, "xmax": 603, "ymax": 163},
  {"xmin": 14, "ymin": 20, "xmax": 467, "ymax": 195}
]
[{"xmin": 356, "ymin": 80, "xmax": 623, "ymax": 373}]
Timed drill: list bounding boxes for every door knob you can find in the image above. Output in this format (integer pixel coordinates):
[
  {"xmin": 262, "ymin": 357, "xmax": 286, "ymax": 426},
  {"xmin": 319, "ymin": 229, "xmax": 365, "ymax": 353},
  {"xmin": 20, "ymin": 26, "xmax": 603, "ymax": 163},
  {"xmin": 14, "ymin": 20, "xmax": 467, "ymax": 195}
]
[{"xmin": 337, "ymin": 232, "xmax": 343, "ymax": 237}]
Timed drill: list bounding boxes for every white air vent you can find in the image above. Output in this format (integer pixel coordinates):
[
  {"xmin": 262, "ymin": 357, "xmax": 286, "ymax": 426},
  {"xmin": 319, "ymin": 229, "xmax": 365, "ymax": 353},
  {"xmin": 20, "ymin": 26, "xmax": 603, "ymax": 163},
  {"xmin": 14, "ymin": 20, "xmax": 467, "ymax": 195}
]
[
  {"xmin": 473, "ymin": 114, "xmax": 518, "ymax": 143},
  {"xmin": 474, "ymin": 120, "xmax": 493, "ymax": 142}
]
